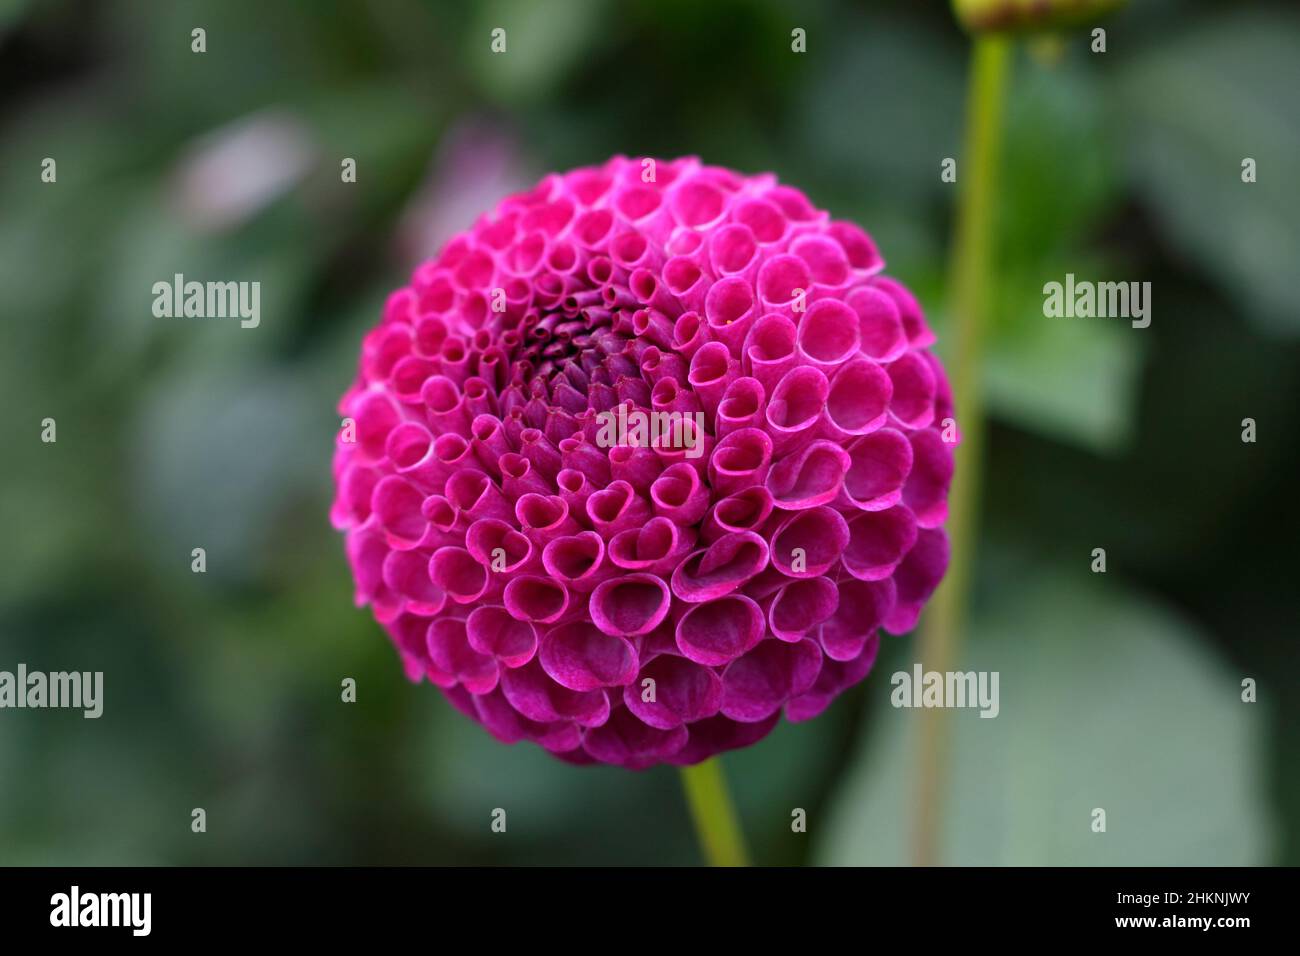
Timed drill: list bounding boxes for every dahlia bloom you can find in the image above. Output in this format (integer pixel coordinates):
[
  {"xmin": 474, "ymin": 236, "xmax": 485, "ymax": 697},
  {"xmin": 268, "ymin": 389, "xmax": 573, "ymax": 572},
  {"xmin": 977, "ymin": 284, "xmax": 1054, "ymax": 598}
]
[{"xmin": 331, "ymin": 156, "xmax": 954, "ymax": 768}]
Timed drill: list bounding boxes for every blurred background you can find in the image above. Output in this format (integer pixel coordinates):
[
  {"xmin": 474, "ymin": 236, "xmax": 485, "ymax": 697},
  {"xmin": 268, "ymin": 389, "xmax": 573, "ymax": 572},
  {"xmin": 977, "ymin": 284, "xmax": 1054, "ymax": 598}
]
[{"xmin": 0, "ymin": 0, "xmax": 1296, "ymax": 865}]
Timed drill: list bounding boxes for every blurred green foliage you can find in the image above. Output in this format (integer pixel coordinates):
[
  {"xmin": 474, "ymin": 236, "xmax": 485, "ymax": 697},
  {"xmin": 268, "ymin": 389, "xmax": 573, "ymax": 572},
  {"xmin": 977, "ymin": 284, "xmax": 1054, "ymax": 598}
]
[{"xmin": 0, "ymin": 0, "xmax": 1296, "ymax": 865}]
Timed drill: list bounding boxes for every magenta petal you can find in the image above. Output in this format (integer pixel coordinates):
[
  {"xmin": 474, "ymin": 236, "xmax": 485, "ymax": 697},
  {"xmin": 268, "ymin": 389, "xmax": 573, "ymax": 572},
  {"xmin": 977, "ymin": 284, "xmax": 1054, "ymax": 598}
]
[
  {"xmin": 702, "ymin": 486, "xmax": 774, "ymax": 542},
  {"xmin": 590, "ymin": 573, "xmax": 672, "ymax": 637},
  {"xmin": 668, "ymin": 712, "xmax": 781, "ymax": 765},
  {"xmin": 744, "ymin": 312, "xmax": 798, "ymax": 394},
  {"xmin": 670, "ymin": 531, "xmax": 770, "ymax": 602},
  {"xmin": 841, "ymin": 428, "xmax": 913, "ymax": 510},
  {"xmin": 582, "ymin": 707, "xmax": 689, "ymax": 769},
  {"xmin": 503, "ymin": 574, "xmax": 570, "ymax": 624},
  {"xmin": 541, "ymin": 531, "xmax": 609, "ymax": 593},
  {"xmin": 826, "ymin": 355, "xmax": 892, "ymax": 437},
  {"xmin": 708, "ymin": 427, "xmax": 774, "ymax": 495},
  {"xmin": 372, "ymin": 475, "xmax": 428, "ymax": 544},
  {"xmin": 539, "ymin": 620, "xmax": 638, "ymax": 691},
  {"xmin": 466, "ymin": 605, "xmax": 538, "ymax": 668},
  {"xmin": 765, "ymin": 440, "xmax": 851, "ymax": 510},
  {"xmin": 883, "ymin": 528, "xmax": 950, "ymax": 635},
  {"xmin": 499, "ymin": 657, "xmax": 610, "ymax": 726},
  {"xmin": 607, "ymin": 516, "xmax": 694, "ymax": 574},
  {"xmin": 873, "ymin": 275, "xmax": 935, "ymax": 348},
  {"xmin": 675, "ymin": 595, "xmax": 765, "ymax": 666},
  {"xmin": 846, "ymin": 286, "xmax": 906, "ymax": 362},
  {"xmin": 843, "ymin": 505, "xmax": 918, "ymax": 581},
  {"xmin": 623, "ymin": 654, "xmax": 723, "ymax": 729},
  {"xmin": 585, "ymin": 479, "xmax": 652, "ymax": 537},
  {"xmin": 769, "ymin": 506, "xmax": 850, "ymax": 577},
  {"xmin": 768, "ymin": 577, "xmax": 839, "ymax": 642},
  {"xmin": 765, "ymin": 365, "xmax": 829, "ymax": 452},
  {"xmin": 820, "ymin": 578, "xmax": 895, "ymax": 662},
  {"xmin": 903, "ymin": 428, "xmax": 955, "ymax": 529},
  {"xmin": 720, "ymin": 638, "xmax": 823, "ymax": 722},
  {"xmin": 649, "ymin": 462, "xmax": 710, "ymax": 525},
  {"xmin": 472, "ymin": 688, "xmax": 531, "ymax": 743},
  {"xmin": 886, "ymin": 351, "xmax": 937, "ymax": 429},
  {"xmin": 797, "ymin": 299, "xmax": 859, "ymax": 366},
  {"xmin": 428, "ymin": 546, "xmax": 490, "ymax": 604},
  {"xmin": 787, "ymin": 631, "xmax": 881, "ymax": 722},
  {"xmin": 464, "ymin": 518, "xmax": 534, "ymax": 574},
  {"xmin": 427, "ymin": 617, "xmax": 500, "ymax": 694},
  {"xmin": 715, "ymin": 376, "xmax": 767, "ymax": 439}
]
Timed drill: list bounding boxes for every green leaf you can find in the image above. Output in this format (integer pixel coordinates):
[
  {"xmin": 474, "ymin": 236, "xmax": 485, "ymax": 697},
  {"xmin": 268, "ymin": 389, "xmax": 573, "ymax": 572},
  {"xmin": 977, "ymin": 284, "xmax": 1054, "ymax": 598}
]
[
  {"xmin": 974, "ymin": 59, "xmax": 1142, "ymax": 453},
  {"xmin": 1114, "ymin": 10, "xmax": 1300, "ymax": 336},
  {"xmin": 815, "ymin": 571, "xmax": 1274, "ymax": 865},
  {"xmin": 982, "ymin": 270, "xmax": 1145, "ymax": 452}
]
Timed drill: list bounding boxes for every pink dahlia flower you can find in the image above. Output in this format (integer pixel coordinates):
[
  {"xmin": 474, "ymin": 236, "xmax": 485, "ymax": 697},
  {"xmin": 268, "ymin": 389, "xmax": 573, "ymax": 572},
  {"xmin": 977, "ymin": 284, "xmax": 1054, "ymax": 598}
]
[{"xmin": 331, "ymin": 156, "xmax": 954, "ymax": 768}]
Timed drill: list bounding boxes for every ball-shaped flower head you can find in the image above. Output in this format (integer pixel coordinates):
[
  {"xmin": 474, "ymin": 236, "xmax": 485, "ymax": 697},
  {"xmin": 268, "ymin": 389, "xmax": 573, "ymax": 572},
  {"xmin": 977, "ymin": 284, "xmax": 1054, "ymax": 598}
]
[{"xmin": 331, "ymin": 156, "xmax": 955, "ymax": 768}]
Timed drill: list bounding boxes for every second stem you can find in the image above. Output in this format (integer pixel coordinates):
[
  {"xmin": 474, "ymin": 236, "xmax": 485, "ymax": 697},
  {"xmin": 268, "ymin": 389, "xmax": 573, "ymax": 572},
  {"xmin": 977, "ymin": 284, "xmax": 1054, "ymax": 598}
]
[{"xmin": 912, "ymin": 33, "xmax": 1012, "ymax": 867}]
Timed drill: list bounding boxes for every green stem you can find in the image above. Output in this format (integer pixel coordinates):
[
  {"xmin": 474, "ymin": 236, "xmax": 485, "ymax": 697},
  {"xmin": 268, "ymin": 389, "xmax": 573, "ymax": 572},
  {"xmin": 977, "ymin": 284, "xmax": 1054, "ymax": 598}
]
[
  {"xmin": 912, "ymin": 33, "xmax": 1012, "ymax": 867},
  {"xmin": 679, "ymin": 759, "xmax": 750, "ymax": 867}
]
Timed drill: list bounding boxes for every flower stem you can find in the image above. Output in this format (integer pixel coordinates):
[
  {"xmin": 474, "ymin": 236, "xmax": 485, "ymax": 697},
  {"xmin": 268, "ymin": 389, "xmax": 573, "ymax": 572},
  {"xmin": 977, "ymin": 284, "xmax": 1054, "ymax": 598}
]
[
  {"xmin": 679, "ymin": 759, "xmax": 750, "ymax": 867},
  {"xmin": 912, "ymin": 33, "xmax": 1012, "ymax": 867}
]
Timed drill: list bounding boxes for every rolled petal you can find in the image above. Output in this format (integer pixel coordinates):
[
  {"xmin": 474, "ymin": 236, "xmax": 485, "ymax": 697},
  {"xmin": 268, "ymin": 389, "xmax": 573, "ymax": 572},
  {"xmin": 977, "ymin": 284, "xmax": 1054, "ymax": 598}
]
[
  {"xmin": 886, "ymin": 351, "xmax": 937, "ymax": 429},
  {"xmin": 765, "ymin": 365, "xmax": 829, "ymax": 453},
  {"xmin": 675, "ymin": 595, "xmax": 765, "ymax": 666},
  {"xmin": 708, "ymin": 427, "xmax": 773, "ymax": 495},
  {"xmin": 381, "ymin": 549, "xmax": 447, "ymax": 616},
  {"xmin": 623, "ymin": 654, "xmax": 723, "ymax": 729},
  {"xmin": 743, "ymin": 312, "xmax": 798, "ymax": 395},
  {"xmin": 796, "ymin": 299, "xmax": 859, "ymax": 368},
  {"xmin": 720, "ymin": 638, "xmax": 823, "ymax": 722},
  {"xmin": 883, "ymin": 528, "xmax": 950, "ymax": 635},
  {"xmin": 466, "ymin": 605, "xmax": 538, "ymax": 668},
  {"xmin": 825, "ymin": 355, "xmax": 892, "ymax": 438},
  {"xmin": 766, "ymin": 440, "xmax": 851, "ymax": 510},
  {"xmin": 429, "ymin": 546, "xmax": 490, "ymax": 604},
  {"xmin": 503, "ymin": 574, "xmax": 571, "ymax": 625},
  {"xmin": 541, "ymin": 531, "xmax": 611, "ymax": 594},
  {"xmin": 590, "ymin": 574, "xmax": 672, "ymax": 637},
  {"xmin": 786, "ymin": 631, "xmax": 880, "ymax": 723},
  {"xmin": 649, "ymin": 462, "xmax": 710, "ymax": 525},
  {"xmin": 768, "ymin": 577, "xmax": 839, "ymax": 642},
  {"xmin": 539, "ymin": 620, "xmax": 638, "ymax": 691},
  {"xmin": 820, "ymin": 578, "xmax": 895, "ymax": 662},
  {"xmin": 769, "ymin": 506, "xmax": 850, "ymax": 577},
  {"xmin": 582, "ymin": 707, "xmax": 689, "ymax": 769},
  {"xmin": 585, "ymin": 479, "xmax": 653, "ymax": 537},
  {"xmin": 427, "ymin": 617, "xmax": 500, "ymax": 694},
  {"xmin": 842, "ymin": 505, "xmax": 918, "ymax": 581},
  {"xmin": 903, "ymin": 428, "xmax": 955, "ymax": 529},
  {"xmin": 701, "ymin": 485, "xmax": 775, "ymax": 542},
  {"xmin": 500, "ymin": 657, "xmax": 609, "ymax": 726},
  {"xmin": 840, "ymin": 428, "xmax": 913, "ymax": 511},
  {"xmin": 671, "ymin": 532, "xmax": 770, "ymax": 603}
]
